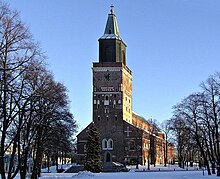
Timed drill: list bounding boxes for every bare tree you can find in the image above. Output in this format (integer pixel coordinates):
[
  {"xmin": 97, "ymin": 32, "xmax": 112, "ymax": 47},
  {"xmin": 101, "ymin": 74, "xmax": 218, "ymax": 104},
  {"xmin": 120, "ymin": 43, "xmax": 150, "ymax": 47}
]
[
  {"xmin": 0, "ymin": 3, "xmax": 77, "ymax": 179},
  {"xmin": 168, "ymin": 114, "xmax": 189, "ymax": 169},
  {"xmin": 160, "ymin": 120, "xmax": 171, "ymax": 167},
  {"xmin": 0, "ymin": 3, "xmax": 42, "ymax": 179},
  {"xmin": 200, "ymin": 74, "xmax": 220, "ymax": 175},
  {"xmin": 169, "ymin": 73, "xmax": 220, "ymax": 176}
]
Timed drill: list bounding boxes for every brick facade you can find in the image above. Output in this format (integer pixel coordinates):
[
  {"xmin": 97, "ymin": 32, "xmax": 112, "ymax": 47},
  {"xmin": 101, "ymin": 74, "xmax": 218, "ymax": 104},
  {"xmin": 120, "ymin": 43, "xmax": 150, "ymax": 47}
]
[{"xmin": 76, "ymin": 7, "xmax": 174, "ymax": 166}]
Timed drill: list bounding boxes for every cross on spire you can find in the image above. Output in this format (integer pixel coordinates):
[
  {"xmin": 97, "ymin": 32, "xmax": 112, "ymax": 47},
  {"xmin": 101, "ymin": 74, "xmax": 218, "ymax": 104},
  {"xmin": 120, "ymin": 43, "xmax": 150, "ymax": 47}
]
[
  {"xmin": 110, "ymin": 5, "xmax": 114, "ymax": 14},
  {"xmin": 125, "ymin": 126, "xmax": 132, "ymax": 137}
]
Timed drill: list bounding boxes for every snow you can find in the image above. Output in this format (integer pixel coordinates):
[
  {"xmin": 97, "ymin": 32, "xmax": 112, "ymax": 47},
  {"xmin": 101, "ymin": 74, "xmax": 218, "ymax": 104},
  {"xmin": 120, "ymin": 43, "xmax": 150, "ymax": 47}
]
[
  {"xmin": 38, "ymin": 165, "xmax": 218, "ymax": 179},
  {"xmin": 9, "ymin": 164, "xmax": 218, "ymax": 179},
  {"xmin": 41, "ymin": 163, "xmax": 79, "ymax": 173},
  {"xmin": 72, "ymin": 171, "xmax": 95, "ymax": 178},
  {"xmin": 38, "ymin": 171, "xmax": 218, "ymax": 179}
]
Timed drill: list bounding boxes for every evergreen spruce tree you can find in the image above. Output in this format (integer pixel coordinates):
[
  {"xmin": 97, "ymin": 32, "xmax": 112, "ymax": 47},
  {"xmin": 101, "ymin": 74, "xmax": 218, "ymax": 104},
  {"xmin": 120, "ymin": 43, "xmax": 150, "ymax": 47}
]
[{"xmin": 84, "ymin": 124, "xmax": 102, "ymax": 173}]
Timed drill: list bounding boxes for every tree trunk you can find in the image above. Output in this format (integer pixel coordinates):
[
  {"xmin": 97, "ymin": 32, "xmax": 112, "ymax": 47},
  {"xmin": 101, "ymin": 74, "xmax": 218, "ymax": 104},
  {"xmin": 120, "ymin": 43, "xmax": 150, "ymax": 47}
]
[
  {"xmin": 31, "ymin": 127, "xmax": 44, "ymax": 179},
  {"xmin": 47, "ymin": 154, "xmax": 50, "ymax": 172},
  {"xmin": 216, "ymin": 156, "xmax": 220, "ymax": 176},
  {"xmin": 197, "ymin": 139, "xmax": 211, "ymax": 175},
  {"xmin": 31, "ymin": 144, "xmax": 43, "ymax": 179},
  {"xmin": 0, "ymin": 69, "xmax": 7, "ymax": 179},
  {"xmin": 0, "ymin": 156, "xmax": 6, "ymax": 179},
  {"xmin": 165, "ymin": 134, "xmax": 168, "ymax": 167},
  {"xmin": 8, "ymin": 138, "xmax": 19, "ymax": 179}
]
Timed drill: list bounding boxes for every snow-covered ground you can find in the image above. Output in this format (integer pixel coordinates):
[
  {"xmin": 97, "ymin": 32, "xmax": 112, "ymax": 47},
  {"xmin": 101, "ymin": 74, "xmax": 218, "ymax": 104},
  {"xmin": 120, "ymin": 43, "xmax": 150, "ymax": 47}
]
[
  {"xmin": 38, "ymin": 164, "xmax": 218, "ymax": 179},
  {"xmin": 41, "ymin": 164, "xmax": 75, "ymax": 173},
  {"xmin": 41, "ymin": 164, "xmax": 199, "ymax": 173},
  {"xmin": 8, "ymin": 164, "xmax": 217, "ymax": 179},
  {"xmin": 39, "ymin": 170, "xmax": 218, "ymax": 179}
]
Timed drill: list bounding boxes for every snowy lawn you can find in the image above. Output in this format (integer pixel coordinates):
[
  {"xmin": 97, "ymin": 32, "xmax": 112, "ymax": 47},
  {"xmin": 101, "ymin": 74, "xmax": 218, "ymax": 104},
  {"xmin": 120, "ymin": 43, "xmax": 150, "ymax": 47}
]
[{"xmin": 39, "ymin": 171, "xmax": 218, "ymax": 179}]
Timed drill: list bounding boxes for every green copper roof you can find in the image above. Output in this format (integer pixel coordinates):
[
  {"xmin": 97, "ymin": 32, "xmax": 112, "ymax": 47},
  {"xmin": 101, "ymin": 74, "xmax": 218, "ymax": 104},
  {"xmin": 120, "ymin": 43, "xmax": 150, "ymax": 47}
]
[{"xmin": 100, "ymin": 6, "xmax": 121, "ymax": 40}]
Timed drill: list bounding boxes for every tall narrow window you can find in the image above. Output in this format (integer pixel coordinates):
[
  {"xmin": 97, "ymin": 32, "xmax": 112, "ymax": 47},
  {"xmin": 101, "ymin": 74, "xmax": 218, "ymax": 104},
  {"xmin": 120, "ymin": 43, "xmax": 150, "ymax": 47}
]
[
  {"xmin": 113, "ymin": 100, "xmax": 116, "ymax": 108},
  {"xmin": 102, "ymin": 139, "xmax": 108, "ymax": 150},
  {"xmin": 84, "ymin": 144, "xmax": 87, "ymax": 152},
  {"xmin": 108, "ymin": 139, "xmax": 113, "ymax": 150},
  {"xmin": 104, "ymin": 95, "xmax": 109, "ymax": 105},
  {"xmin": 106, "ymin": 115, "xmax": 109, "ymax": 121},
  {"xmin": 105, "ymin": 108, "xmax": 109, "ymax": 113},
  {"xmin": 122, "ymin": 51, "xmax": 126, "ymax": 65},
  {"xmin": 115, "ymin": 115, "xmax": 117, "ymax": 121},
  {"xmin": 97, "ymin": 100, "xmax": 100, "ymax": 109},
  {"xmin": 106, "ymin": 47, "xmax": 113, "ymax": 62}
]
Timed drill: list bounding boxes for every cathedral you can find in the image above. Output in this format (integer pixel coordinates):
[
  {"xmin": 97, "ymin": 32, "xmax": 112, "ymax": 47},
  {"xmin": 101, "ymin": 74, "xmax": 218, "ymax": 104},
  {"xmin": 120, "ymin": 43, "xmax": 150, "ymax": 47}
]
[{"xmin": 77, "ymin": 7, "xmax": 174, "ymax": 168}]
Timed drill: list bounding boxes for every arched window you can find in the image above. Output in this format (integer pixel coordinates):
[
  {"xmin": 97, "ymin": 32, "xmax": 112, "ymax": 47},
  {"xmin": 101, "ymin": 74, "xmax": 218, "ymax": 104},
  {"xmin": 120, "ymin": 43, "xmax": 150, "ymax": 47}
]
[
  {"xmin": 108, "ymin": 139, "xmax": 113, "ymax": 150},
  {"xmin": 102, "ymin": 139, "xmax": 108, "ymax": 150}
]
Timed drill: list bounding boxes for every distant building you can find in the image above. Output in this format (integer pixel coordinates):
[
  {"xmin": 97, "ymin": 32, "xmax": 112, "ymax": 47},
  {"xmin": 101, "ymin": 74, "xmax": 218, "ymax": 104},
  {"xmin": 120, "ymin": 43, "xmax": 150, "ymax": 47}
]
[
  {"xmin": 77, "ymin": 6, "xmax": 174, "ymax": 167},
  {"xmin": 0, "ymin": 145, "xmax": 19, "ymax": 172}
]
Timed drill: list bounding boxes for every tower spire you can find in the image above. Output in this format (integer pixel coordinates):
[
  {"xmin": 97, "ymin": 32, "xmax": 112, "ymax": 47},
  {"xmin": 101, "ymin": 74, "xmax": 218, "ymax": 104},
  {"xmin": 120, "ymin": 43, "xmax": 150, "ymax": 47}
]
[
  {"xmin": 100, "ymin": 6, "xmax": 121, "ymax": 40},
  {"xmin": 98, "ymin": 6, "xmax": 127, "ymax": 64}
]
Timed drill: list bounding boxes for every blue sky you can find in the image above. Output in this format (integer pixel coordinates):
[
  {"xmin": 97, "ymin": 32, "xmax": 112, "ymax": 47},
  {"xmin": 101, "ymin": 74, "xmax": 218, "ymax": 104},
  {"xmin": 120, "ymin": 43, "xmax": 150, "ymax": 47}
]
[{"xmin": 6, "ymin": 0, "xmax": 220, "ymax": 131}]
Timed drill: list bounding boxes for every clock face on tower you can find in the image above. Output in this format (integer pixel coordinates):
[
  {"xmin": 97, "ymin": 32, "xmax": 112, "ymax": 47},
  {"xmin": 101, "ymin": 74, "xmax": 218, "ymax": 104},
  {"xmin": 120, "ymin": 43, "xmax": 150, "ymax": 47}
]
[{"xmin": 104, "ymin": 73, "xmax": 110, "ymax": 81}]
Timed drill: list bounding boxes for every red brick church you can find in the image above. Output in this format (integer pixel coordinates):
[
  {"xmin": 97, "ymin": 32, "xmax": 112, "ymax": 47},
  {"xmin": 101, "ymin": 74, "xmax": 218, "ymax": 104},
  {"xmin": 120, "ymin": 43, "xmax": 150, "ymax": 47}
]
[{"xmin": 77, "ymin": 6, "xmax": 174, "ymax": 167}]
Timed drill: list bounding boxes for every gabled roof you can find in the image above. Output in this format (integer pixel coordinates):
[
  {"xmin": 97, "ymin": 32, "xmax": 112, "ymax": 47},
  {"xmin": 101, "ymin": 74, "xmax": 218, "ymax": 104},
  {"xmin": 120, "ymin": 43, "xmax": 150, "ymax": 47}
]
[
  {"xmin": 76, "ymin": 122, "xmax": 93, "ymax": 137},
  {"xmin": 132, "ymin": 111, "xmax": 150, "ymax": 125},
  {"xmin": 132, "ymin": 111, "xmax": 162, "ymax": 133},
  {"xmin": 100, "ymin": 6, "xmax": 121, "ymax": 40}
]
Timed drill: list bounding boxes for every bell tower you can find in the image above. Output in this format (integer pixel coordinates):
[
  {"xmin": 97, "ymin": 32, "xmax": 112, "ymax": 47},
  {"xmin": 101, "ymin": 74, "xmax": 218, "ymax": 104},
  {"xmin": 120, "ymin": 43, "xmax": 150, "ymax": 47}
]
[
  {"xmin": 98, "ymin": 6, "xmax": 127, "ymax": 65},
  {"xmin": 92, "ymin": 6, "xmax": 132, "ymax": 163}
]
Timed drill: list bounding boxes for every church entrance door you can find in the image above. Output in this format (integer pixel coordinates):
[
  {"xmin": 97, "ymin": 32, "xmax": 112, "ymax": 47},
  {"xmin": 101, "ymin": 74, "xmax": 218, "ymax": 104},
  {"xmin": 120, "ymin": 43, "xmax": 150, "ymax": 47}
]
[
  {"xmin": 106, "ymin": 153, "xmax": 111, "ymax": 162},
  {"xmin": 105, "ymin": 152, "xmax": 112, "ymax": 163}
]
